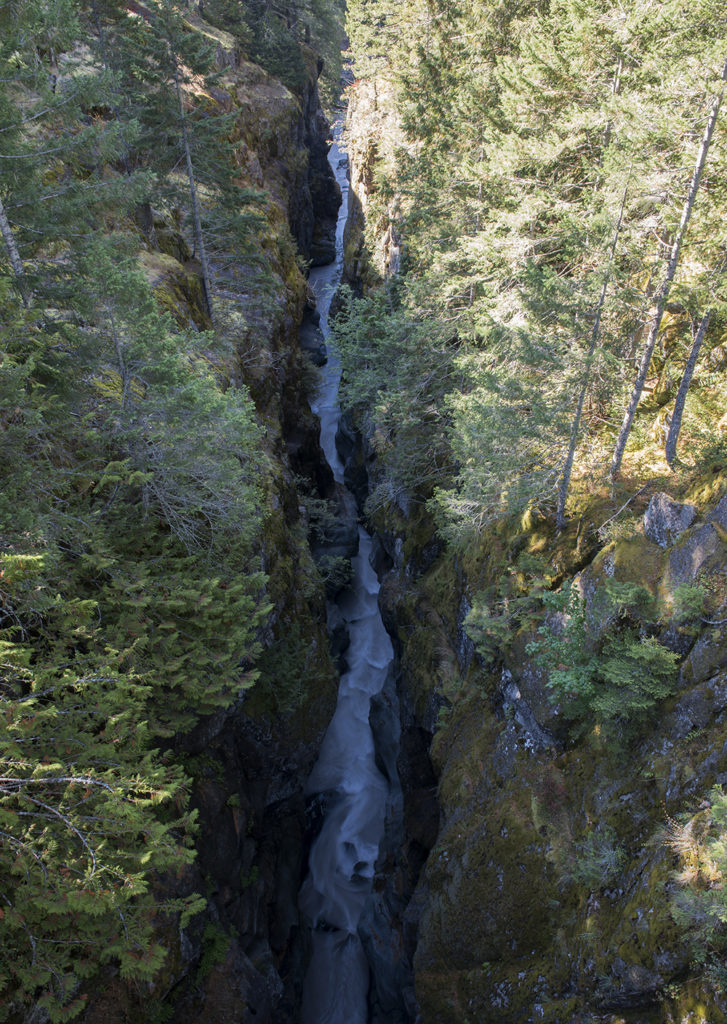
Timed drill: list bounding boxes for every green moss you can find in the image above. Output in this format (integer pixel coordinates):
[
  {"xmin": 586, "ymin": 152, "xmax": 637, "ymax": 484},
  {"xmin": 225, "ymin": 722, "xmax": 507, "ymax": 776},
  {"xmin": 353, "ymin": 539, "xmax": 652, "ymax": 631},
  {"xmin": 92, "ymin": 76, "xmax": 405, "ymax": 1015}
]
[
  {"xmin": 139, "ymin": 250, "xmax": 210, "ymax": 329},
  {"xmin": 196, "ymin": 923, "xmax": 230, "ymax": 983},
  {"xmin": 240, "ymin": 865, "xmax": 259, "ymax": 889},
  {"xmin": 663, "ymin": 977, "xmax": 727, "ymax": 1022},
  {"xmin": 684, "ymin": 465, "xmax": 727, "ymax": 508}
]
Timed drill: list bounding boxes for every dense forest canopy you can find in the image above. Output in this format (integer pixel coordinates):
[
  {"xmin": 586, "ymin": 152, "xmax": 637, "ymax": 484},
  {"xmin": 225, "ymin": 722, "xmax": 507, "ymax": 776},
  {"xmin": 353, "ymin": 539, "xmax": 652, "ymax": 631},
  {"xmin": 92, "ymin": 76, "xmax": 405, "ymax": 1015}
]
[
  {"xmin": 339, "ymin": 0, "xmax": 727, "ymax": 540},
  {"xmin": 0, "ymin": 0, "xmax": 342, "ymax": 1018},
  {"xmin": 336, "ymin": 6, "xmax": 727, "ymax": 1017}
]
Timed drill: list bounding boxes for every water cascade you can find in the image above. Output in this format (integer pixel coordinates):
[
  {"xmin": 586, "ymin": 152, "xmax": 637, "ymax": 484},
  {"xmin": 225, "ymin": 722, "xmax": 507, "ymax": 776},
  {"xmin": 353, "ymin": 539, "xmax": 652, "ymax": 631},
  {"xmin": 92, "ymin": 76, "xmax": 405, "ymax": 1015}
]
[{"xmin": 298, "ymin": 121, "xmax": 395, "ymax": 1023}]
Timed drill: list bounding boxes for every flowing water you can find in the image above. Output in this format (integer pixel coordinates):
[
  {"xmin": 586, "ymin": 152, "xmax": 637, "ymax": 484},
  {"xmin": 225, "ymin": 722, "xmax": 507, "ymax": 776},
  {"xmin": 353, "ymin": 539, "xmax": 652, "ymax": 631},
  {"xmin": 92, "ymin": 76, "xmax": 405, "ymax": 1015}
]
[{"xmin": 298, "ymin": 121, "xmax": 394, "ymax": 1023}]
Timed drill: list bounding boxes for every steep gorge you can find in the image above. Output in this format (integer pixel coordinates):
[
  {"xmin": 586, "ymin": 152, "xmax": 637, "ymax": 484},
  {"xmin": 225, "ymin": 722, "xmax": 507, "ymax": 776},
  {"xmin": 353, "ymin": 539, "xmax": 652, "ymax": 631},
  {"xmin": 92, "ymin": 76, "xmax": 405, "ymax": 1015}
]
[
  {"xmin": 6, "ymin": 4, "xmax": 727, "ymax": 1024},
  {"xmin": 0, "ymin": 8, "xmax": 348, "ymax": 1021},
  {"xmin": 167, "ymin": 15, "xmax": 727, "ymax": 1024}
]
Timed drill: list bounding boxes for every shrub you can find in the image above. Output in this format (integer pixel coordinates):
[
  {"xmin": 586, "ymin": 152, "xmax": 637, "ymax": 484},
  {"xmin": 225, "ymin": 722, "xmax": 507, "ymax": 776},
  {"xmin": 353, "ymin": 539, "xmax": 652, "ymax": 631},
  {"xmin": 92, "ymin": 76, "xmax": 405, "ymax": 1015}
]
[
  {"xmin": 669, "ymin": 787, "xmax": 727, "ymax": 982},
  {"xmin": 567, "ymin": 825, "xmax": 625, "ymax": 890},
  {"xmin": 672, "ymin": 583, "xmax": 708, "ymax": 628},
  {"xmin": 527, "ymin": 579, "xmax": 679, "ymax": 737}
]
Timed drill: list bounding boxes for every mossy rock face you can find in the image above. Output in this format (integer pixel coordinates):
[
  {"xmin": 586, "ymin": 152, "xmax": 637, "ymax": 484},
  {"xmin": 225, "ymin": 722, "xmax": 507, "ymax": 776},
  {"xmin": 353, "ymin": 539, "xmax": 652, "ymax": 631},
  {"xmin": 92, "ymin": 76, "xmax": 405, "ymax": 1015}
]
[
  {"xmin": 139, "ymin": 250, "xmax": 210, "ymax": 329},
  {"xmin": 416, "ymin": 812, "xmax": 557, "ymax": 966},
  {"xmin": 155, "ymin": 223, "xmax": 191, "ymax": 264},
  {"xmin": 416, "ymin": 958, "xmax": 578, "ymax": 1024},
  {"xmin": 412, "ymin": 681, "xmax": 727, "ymax": 1022},
  {"xmin": 662, "ymin": 978, "xmax": 727, "ymax": 1023},
  {"xmin": 384, "ymin": 488, "xmax": 727, "ymax": 1022},
  {"xmin": 590, "ymin": 535, "xmax": 666, "ymax": 594},
  {"xmin": 342, "ymin": 76, "xmax": 402, "ymax": 289},
  {"xmin": 417, "ymin": 698, "xmax": 561, "ymax": 975}
]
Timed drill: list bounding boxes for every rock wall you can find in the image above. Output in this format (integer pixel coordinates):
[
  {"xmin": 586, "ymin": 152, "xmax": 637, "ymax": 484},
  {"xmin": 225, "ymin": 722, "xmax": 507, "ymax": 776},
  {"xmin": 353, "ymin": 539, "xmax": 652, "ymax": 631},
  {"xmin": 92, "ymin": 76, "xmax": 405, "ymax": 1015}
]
[
  {"xmin": 80, "ymin": 19, "xmax": 344, "ymax": 1024},
  {"xmin": 342, "ymin": 75, "xmax": 402, "ymax": 292},
  {"xmin": 370, "ymin": 487, "xmax": 727, "ymax": 1024}
]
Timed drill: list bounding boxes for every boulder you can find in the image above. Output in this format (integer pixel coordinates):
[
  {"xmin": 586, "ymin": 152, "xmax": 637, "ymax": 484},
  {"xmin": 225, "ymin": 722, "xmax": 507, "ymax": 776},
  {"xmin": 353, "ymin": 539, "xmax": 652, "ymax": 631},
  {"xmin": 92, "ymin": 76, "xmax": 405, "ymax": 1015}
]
[{"xmin": 644, "ymin": 492, "xmax": 697, "ymax": 547}]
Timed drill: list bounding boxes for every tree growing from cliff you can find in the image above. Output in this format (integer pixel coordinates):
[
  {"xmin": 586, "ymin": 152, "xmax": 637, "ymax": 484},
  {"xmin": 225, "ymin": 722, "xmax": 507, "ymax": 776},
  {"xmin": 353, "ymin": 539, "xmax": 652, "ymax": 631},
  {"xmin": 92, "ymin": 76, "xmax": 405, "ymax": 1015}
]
[
  {"xmin": 53, "ymin": 237, "xmax": 270, "ymax": 734},
  {"xmin": 333, "ymin": 285, "xmax": 454, "ymax": 509},
  {"xmin": 91, "ymin": 0, "xmax": 269, "ymax": 324},
  {"xmin": 556, "ymin": 185, "xmax": 628, "ymax": 529},
  {"xmin": 665, "ymin": 310, "xmax": 713, "ymax": 467},
  {"xmin": 0, "ymin": 0, "xmax": 147, "ymax": 305},
  {"xmin": 527, "ymin": 580, "xmax": 678, "ymax": 738},
  {"xmin": 0, "ymin": 13, "xmax": 273, "ymax": 1001}
]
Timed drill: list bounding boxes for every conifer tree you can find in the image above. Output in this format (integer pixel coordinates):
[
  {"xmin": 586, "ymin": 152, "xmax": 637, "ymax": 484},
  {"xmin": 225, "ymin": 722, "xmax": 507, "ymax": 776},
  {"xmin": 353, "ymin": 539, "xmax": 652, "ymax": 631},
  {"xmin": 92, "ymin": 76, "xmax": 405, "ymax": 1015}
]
[
  {"xmin": 91, "ymin": 0, "xmax": 269, "ymax": 325},
  {"xmin": 610, "ymin": 56, "xmax": 727, "ymax": 477},
  {"xmin": 0, "ymin": 0, "xmax": 148, "ymax": 304},
  {"xmin": 0, "ymin": 5, "xmax": 277, "ymax": 1013},
  {"xmin": 343, "ymin": 0, "xmax": 727, "ymax": 536},
  {"xmin": 664, "ymin": 310, "xmax": 712, "ymax": 468},
  {"xmin": 556, "ymin": 186, "xmax": 628, "ymax": 529}
]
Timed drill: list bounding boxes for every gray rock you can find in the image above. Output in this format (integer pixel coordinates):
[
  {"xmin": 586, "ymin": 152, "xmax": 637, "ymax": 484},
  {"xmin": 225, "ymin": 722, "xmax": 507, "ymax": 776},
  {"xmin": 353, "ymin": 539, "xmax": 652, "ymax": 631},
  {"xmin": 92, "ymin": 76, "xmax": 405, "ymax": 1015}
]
[
  {"xmin": 335, "ymin": 411, "xmax": 369, "ymax": 511},
  {"xmin": 456, "ymin": 595, "xmax": 476, "ymax": 674},
  {"xmin": 709, "ymin": 491, "xmax": 727, "ymax": 529},
  {"xmin": 359, "ymin": 890, "xmax": 410, "ymax": 1024},
  {"xmin": 667, "ymin": 674, "xmax": 727, "ymax": 739},
  {"xmin": 644, "ymin": 492, "xmax": 697, "ymax": 547},
  {"xmin": 369, "ymin": 666, "xmax": 402, "ymax": 787},
  {"xmin": 666, "ymin": 489, "xmax": 727, "ymax": 585},
  {"xmin": 668, "ymin": 522, "xmax": 719, "ymax": 586},
  {"xmin": 368, "ymin": 534, "xmax": 393, "ymax": 575},
  {"xmin": 299, "ymin": 316, "xmax": 327, "ymax": 366},
  {"xmin": 329, "ymin": 621, "xmax": 350, "ymax": 674},
  {"xmin": 681, "ymin": 630, "xmax": 727, "ymax": 687},
  {"xmin": 500, "ymin": 668, "xmax": 558, "ymax": 753}
]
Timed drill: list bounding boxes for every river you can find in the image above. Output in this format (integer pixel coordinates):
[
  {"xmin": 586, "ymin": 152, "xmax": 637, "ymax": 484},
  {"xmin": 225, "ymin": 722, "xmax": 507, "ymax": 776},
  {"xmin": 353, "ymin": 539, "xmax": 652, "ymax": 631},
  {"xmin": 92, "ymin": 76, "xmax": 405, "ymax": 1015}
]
[{"xmin": 298, "ymin": 119, "xmax": 395, "ymax": 1024}]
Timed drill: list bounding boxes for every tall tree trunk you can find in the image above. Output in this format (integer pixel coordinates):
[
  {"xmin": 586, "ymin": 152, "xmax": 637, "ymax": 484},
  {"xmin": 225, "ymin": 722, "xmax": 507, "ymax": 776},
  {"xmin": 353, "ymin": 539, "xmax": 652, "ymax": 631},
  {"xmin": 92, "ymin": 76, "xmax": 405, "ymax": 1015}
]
[
  {"xmin": 601, "ymin": 55, "xmax": 622, "ymax": 153},
  {"xmin": 610, "ymin": 57, "xmax": 727, "ymax": 478},
  {"xmin": 173, "ymin": 64, "xmax": 216, "ymax": 324},
  {"xmin": 556, "ymin": 185, "xmax": 628, "ymax": 530},
  {"xmin": 0, "ymin": 194, "xmax": 30, "ymax": 307},
  {"xmin": 665, "ymin": 310, "xmax": 711, "ymax": 467},
  {"xmin": 89, "ymin": 0, "xmax": 133, "ymax": 176},
  {"xmin": 468, "ymin": 142, "xmax": 485, "ymax": 308}
]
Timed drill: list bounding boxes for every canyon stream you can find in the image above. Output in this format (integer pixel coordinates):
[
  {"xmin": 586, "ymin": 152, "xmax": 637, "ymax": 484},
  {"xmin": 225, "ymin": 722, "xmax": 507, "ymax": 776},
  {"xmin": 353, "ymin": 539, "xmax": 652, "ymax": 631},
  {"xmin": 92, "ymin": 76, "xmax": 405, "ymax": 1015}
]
[{"xmin": 298, "ymin": 119, "xmax": 396, "ymax": 1023}]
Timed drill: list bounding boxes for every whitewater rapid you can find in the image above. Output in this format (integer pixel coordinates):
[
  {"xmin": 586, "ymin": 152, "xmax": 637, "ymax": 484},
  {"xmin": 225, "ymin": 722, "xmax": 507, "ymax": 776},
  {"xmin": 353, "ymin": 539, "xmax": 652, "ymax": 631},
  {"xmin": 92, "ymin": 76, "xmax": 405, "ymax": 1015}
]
[{"xmin": 298, "ymin": 121, "xmax": 394, "ymax": 1024}]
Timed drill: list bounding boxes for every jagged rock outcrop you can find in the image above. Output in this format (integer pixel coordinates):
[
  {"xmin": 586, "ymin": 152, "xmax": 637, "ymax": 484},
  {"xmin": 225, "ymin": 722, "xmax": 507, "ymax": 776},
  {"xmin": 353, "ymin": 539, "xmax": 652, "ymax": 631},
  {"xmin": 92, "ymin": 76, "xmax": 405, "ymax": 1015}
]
[
  {"xmin": 342, "ymin": 75, "xmax": 402, "ymax": 292},
  {"xmin": 363, "ymin": 482, "xmax": 727, "ymax": 1023},
  {"xmin": 644, "ymin": 491, "xmax": 697, "ymax": 547}
]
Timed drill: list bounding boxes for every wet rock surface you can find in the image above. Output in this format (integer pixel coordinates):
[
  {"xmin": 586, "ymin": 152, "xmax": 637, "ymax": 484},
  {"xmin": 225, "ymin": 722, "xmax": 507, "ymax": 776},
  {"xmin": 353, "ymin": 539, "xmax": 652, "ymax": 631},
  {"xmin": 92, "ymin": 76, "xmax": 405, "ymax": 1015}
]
[
  {"xmin": 336, "ymin": 409, "xmax": 371, "ymax": 512},
  {"xmin": 299, "ymin": 304, "xmax": 328, "ymax": 366}
]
